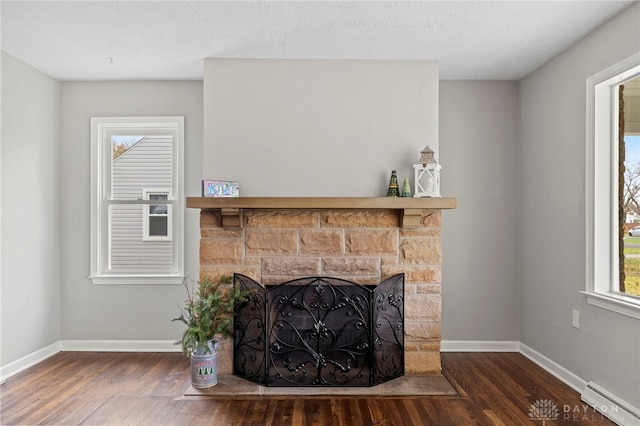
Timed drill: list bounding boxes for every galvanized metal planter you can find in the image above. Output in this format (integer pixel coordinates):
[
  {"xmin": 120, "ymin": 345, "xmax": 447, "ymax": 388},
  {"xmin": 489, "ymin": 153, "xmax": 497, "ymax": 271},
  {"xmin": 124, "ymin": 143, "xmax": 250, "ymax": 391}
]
[{"xmin": 191, "ymin": 340, "xmax": 220, "ymax": 388}]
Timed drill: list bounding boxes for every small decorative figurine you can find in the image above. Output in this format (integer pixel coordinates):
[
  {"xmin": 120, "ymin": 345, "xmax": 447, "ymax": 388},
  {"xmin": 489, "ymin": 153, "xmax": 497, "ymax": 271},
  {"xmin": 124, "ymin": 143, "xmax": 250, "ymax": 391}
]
[
  {"xmin": 401, "ymin": 177, "xmax": 412, "ymax": 197},
  {"xmin": 413, "ymin": 145, "xmax": 441, "ymax": 198},
  {"xmin": 387, "ymin": 170, "xmax": 400, "ymax": 197}
]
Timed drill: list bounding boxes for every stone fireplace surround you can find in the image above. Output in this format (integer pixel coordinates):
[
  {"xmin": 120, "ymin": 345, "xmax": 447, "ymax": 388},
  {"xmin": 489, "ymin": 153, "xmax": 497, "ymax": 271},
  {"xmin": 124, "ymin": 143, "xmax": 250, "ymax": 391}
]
[{"xmin": 187, "ymin": 197, "xmax": 456, "ymax": 377}]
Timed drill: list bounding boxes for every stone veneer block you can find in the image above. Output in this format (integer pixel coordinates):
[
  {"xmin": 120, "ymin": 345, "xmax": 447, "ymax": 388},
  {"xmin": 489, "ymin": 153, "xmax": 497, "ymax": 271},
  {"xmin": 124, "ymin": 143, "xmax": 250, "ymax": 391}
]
[
  {"xmin": 321, "ymin": 258, "xmax": 379, "ymax": 276},
  {"xmin": 399, "ymin": 239, "xmax": 442, "ymax": 264},
  {"xmin": 200, "ymin": 266, "xmax": 259, "ymax": 282},
  {"xmin": 201, "ymin": 228, "xmax": 243, "ymax": 238},
  {"xmin": 244, "ymin": 257, "xmax": 261, "ymax": 266},
  {"xmin": 218, "ymin": 348, "xmax": 233, "ymax": 375},
  {"xmin": 262, "ymin": 257, "xmax": 320, "ymax": 276},
  {"xmin": 244, "ymin": 210, "xmax": 319, "ymax": 228},
  {"xmin": 345, "ymin": 229, "xmax": 398, "ymax": 256},
  {"xmin": 405, "ymin": 322, "xmax": 442, "ymax": 342},
  {"xmin": 262, "ymin": 274, "xmax": 382, "ymax": 285},
  {"xmin": 380, "ymin": 257, "xmax": 400, "ymax": 266},
  {"xmin": 420, "ymin": 342, "xmax": 441, "ymax": 352},
  {"xmin": 382, "ymin": 265, "xmax": 442, "ymax": 284},
  {"xmin": 404, "ymin": 285, "xmax": 417, "ymax": 294},
  {"xmin": 299, "ymin": 229, "xmax": 344, "ymax": 255},
  {"xmin": 200, "ymin": 210, "xmax": 221, "ymax": 228},
  {"xmin": 256, "ymin": 275, "xmax": 370, "ymax": 286},
  {"xmin": 404, "ymin": 342, "xmax": 421, "ymax": 352},
  {"xmin": 404, "ymin": 350, "xmax": 441, "ymax": 374},
  {"xmin": 416, "ymin": 284, "xmax": 442, "ymax": 294},
  {"xmin": 245, "ymin": 230, "xmax": 298, "ymax": 255},
  {"xmin": 200, "ymin": 239, "xmax": 244, "ymax": 265},
  {"xmin": 343, "ymin": 276, "xmax": 382, "ymax": 285},
  {"xmin": 419, "ymin": 210, "xmax": 441, "ymax": 228},
  {"xmin": 322, "ymin": 210, "xmax": 399, "ymax": 228},
  {"xmin": 405, "ymin": 294, "xmax": 441, "ymax": 321},
  {"xmin": 260, "ymin": 274, "xmax": 382, "ymax": 286},
  {"xmin": 400, "ymin": 228, "xmax": 441, "ymax": 238}
]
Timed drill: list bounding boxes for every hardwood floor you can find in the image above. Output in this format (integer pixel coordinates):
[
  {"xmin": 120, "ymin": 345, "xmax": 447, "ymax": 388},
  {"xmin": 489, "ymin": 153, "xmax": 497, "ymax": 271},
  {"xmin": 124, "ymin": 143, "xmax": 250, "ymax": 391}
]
[{"xmin": 0, "ymin": 352, "xmax": 616, "ymax": 425}]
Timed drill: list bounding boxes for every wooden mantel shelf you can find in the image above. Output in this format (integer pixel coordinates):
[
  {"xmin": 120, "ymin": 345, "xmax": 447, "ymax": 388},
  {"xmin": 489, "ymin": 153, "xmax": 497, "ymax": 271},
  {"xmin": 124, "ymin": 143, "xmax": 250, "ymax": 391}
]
[{"xmin": 186, "ymin": 197, "xmax": 456, "ymax": 228}]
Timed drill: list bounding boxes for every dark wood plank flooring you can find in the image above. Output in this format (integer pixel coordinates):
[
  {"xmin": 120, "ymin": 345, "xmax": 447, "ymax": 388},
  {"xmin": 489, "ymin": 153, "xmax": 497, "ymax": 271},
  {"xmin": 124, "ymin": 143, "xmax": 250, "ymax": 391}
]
[{"xmin": 0, "ymin": 352, "xmax": 616, "ymax": 425}]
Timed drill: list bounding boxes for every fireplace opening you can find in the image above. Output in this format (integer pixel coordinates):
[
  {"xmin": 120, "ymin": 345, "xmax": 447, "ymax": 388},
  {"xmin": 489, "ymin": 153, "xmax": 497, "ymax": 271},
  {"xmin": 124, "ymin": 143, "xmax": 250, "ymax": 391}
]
[{"xmin": 233, "ymin": 273, "xmax": 404, "ymax": 387}]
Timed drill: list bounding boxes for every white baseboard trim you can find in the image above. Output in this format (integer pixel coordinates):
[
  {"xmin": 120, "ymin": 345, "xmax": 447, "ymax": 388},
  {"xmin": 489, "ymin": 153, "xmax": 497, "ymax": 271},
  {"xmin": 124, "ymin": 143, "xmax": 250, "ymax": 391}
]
[
  {"xmin": 519, "ymin": 344, "xmax": 640, "ymax": 426},
  {"xmin": 518, "ymin": 343, "xmax": 587, "ymax": 394},
  {"xmin": 1, "ymin": 340, "xmax": 181, "ymax": 382},
  {"xmin": 60, "ymin": 340, "xmax": 181, "ymax": 352},
  {"xmin": 440, "ymin": 340, "xmax": 520, "ymax": 352},
  {"xmin": 582, "ymin": 382, "xmax": 640, "ymax": 426},
  {"xmin": 0, "ymin": 341, "xmax": 61, "ymax": 383}
]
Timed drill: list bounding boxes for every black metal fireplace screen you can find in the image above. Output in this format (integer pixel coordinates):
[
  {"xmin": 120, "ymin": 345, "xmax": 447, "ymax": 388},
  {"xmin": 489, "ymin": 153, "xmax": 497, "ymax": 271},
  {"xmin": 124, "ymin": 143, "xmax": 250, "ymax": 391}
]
[{"xmin": 233, "ymin": 273, "xmax": 404, "ymax": 387}]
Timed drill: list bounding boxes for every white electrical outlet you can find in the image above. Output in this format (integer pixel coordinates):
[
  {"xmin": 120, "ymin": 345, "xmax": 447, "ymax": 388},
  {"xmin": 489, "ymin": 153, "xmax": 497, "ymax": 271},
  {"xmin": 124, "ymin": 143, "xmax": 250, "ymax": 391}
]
[{"xmin": 572, "ymin": 310, "xmax": 580, "ymax": 328}]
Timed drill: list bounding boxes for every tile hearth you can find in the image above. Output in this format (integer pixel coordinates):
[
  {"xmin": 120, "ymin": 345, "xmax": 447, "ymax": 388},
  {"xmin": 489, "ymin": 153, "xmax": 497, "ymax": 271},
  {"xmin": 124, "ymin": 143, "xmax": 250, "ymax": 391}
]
[{"xmin": 183, "ymin": 375, "xmax": 457, "ymax": 398}]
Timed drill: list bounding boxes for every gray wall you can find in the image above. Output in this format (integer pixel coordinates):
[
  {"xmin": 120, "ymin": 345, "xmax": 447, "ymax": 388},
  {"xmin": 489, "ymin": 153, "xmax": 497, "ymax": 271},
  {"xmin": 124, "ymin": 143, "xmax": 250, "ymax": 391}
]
[
  {"xmin": 440, "ymin": 81, "xmax": 520, "ymax": 342},
  {"xmin": 59, "ymin": 81, "xmax": 202, "ymax": 340},
  {"xmin": 519, "ymin": 2, "xmax": 640, "ymax": 406},
  {"xmin": 203, "ymin": 59, "xmax": 439, "ymax": 197},
  {"xmin": 1, "ymin": 52, "xmax": 61, "ymax": 365}
]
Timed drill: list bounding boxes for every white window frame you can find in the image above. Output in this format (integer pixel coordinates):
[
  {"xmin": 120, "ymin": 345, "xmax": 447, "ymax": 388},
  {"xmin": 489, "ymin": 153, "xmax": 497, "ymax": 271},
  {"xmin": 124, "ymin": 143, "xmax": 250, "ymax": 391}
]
[
  {"xmin": 142, "ymin": 188, "xmax": 172, "ymax": 242},
  {"xmin": 89, "ymin": 117, "xmax": 185, "ymax": 285},
  {"xmin": 585, "ymin": 53, "xmax": 640, "ymax": 319}
]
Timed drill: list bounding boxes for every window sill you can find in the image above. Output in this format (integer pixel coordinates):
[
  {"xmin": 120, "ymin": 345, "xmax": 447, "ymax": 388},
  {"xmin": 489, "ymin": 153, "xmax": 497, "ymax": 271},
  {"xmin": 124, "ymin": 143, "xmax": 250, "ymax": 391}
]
[
  {"xmin": 581, "ymin": 291, "xmax": 640, "ymax": 319},
  {"xmin": 89, "ymin": 275, "xmax": 185, "ymax": 285}
]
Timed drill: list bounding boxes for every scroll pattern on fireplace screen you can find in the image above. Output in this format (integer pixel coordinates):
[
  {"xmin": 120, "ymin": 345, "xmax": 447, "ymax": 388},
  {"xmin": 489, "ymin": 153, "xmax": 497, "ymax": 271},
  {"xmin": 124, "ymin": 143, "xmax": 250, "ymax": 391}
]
[{"xmin": 233, "ymin": 273, "xmax": 404, "ymax": 387}]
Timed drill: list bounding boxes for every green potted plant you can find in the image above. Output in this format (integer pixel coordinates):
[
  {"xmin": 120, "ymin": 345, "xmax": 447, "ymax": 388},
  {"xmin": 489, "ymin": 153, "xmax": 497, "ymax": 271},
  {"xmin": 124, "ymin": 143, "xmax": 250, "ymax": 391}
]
[{"xmin": 173, "ymin": 274, "xmax": 246, "ymax": 388}]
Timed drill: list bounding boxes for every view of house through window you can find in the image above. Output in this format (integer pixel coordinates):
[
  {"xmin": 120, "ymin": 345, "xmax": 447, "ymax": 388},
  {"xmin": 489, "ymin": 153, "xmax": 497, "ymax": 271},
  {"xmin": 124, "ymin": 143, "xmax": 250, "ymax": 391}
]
[
  {"xmin": 621, "ymin": 76, "xmax": 640, "ymax": 298},
  {"xmin": 110, "ymin": 134, "xmax": 174, "ymax": 271},
  {"xmin": 90, "ymin": 116, "xmax": 184, "ymax": 285}
]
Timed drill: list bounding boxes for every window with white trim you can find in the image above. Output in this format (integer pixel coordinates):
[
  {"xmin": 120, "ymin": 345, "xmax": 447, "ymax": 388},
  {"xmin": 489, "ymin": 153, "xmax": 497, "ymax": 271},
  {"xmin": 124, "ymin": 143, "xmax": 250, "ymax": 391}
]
[
  {"xmin": 90, "ymin": 117, "xmax": 184, "ymax": 285},
  {"xmin": 586, "ymin": 54, "xmax": 640, "ymax": 318}
]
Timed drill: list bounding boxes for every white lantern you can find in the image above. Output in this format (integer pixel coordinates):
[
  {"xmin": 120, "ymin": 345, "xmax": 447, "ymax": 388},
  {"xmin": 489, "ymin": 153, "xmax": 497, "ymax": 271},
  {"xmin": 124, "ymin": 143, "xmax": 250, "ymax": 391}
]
[{"xmin": 413, "ymin": 145, "xmax": 441, "ymax": 197}]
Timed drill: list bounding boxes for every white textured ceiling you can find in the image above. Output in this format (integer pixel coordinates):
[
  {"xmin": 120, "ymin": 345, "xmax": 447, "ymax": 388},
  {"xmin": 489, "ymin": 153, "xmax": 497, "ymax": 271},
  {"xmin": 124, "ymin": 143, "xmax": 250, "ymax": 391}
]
[{"xmin": 0, "ymin": 1, "xmax": 637, "ymax": 81}]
